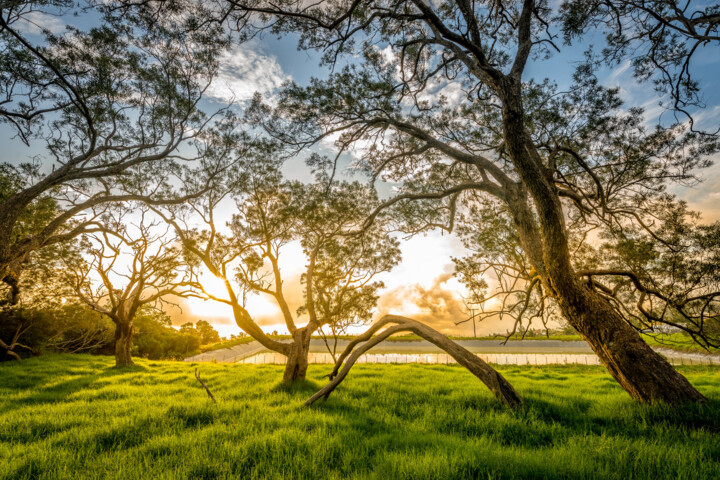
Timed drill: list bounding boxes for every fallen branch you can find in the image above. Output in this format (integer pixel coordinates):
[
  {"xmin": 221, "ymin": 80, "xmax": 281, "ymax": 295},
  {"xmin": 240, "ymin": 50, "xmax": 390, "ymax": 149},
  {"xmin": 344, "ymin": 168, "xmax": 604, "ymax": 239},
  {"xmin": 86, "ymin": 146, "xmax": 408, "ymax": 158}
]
[
  {"xmin": 194, "ymin": 368, "xmax": 217, "ymax": 403},
  {"xmin": 305, "ymin": 315, "xmax": 523, "ymax": 408}
]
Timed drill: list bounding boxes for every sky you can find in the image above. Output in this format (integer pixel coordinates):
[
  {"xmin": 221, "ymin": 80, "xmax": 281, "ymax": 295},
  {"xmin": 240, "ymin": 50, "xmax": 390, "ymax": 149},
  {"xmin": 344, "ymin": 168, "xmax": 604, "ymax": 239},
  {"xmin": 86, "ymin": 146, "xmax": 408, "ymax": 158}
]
[{"xmin": 4, "ymin": 4, "xmax": 720, "ymax": 339}]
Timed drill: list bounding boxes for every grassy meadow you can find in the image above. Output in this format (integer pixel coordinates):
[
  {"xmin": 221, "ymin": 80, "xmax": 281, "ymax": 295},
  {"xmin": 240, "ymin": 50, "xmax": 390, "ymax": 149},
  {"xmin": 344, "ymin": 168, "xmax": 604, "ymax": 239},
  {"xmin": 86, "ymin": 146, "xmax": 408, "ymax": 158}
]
[{"xmin": 1, "ymin": 355, "xmax": 719, "ymax": 479}]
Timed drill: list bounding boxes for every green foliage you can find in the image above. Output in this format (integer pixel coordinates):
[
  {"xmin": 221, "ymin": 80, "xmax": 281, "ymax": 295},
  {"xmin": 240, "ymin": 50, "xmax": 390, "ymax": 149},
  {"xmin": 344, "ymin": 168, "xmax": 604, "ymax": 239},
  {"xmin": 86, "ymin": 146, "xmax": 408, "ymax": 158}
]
[
  {"xmin": 0, "ymin": 0, "xmax": 228, "ymax": 302},
  {"xmin": 560, "ymin": 0, "xmax": 720, "ymax": 117},
  {"xmin": 131, "ymin": 308, "xmax": 201, "ymax": 360},
  {"xmin": 294, "ymin": 179, "xmax": 401, "ymax": 335},
  {"xmin": 195, "ymin": 320, "xmax": 221, "ymax": 345},
  {"xmin": 0, "ymin": 355, "xmax": 719, "ymax": 479},
  {"xmin": 0, "ymin": 303, "xmax": 113, "ymax": 360},
  {"xmin": 173, "ymin": 154, "xmax": 400, "ymax": 353}
]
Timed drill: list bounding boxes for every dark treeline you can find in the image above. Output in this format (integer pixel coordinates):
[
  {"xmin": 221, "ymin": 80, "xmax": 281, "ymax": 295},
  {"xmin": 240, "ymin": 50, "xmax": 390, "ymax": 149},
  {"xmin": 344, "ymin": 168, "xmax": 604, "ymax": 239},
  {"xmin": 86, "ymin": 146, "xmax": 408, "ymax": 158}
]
[{"xmin": 0, "ymin": 301, "xmax": 221, "ymax": 361}]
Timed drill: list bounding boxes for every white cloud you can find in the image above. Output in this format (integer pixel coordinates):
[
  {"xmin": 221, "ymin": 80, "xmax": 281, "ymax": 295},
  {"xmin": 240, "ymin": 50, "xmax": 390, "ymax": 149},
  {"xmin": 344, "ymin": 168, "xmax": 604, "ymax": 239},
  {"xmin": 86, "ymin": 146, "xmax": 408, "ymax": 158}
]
[
  {"xmin": 206, "ymin": 44, "xmax": 290, "ymax": 104},
  {"xmin": 16, "ymin": 11, "xmax": 66, "ymax": 35}
]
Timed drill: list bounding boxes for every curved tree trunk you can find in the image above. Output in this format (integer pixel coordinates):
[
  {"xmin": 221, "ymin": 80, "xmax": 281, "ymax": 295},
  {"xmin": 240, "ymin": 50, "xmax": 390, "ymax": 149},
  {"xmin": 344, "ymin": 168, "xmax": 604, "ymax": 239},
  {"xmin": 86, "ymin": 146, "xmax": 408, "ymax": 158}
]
[
  {"xmin": 0, "ymin": 322, "xmax": 31, "ymax": 361},
  {"xmin": 0, "ymin": 339, "xmax": 22, "ymax": 361},
  {"xmin": 114, "ymin": 321, "xmax": 134, "ymax": 367},
  {"xmin": 306, "ymin": 315, "xmax": 523, "ymax": 408},
  {"xmin": 283, "ymin": 327, "xmax": 311, "ymax": 385}
]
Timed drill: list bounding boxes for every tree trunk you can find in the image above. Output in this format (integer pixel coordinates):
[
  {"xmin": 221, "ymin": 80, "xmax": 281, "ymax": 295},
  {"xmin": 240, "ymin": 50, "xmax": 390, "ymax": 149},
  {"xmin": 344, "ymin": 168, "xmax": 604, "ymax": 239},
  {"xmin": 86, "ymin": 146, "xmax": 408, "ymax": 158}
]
[
  {"xmin": 557, "ymin": 280, "xmax": 706, "ymax": 403},
  {"xmin": 498, "ymin": 76, "xmax": 705, "ymax": 403},
  {"xmin": 114, "ymin": 321, "xmax": 134, "ymax": 367},
  {"xmin": 1, "ymin": 262, "xmax": 22, "ymax": 306},
  {"xmin": 283, "ymin": 327, "xmax": 311, "ymax": 384},
  {"xmin": 0, "ymin": 340, "xmax": 21, "ymax": 361}
]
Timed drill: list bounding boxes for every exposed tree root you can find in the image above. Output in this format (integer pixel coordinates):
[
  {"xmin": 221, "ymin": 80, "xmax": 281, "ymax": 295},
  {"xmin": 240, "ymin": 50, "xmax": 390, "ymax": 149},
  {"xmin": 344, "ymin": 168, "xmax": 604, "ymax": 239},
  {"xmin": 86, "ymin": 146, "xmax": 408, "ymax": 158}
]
[{"xmin": 305, "ymin": 315, "xmax": 523, "ymax": 408}]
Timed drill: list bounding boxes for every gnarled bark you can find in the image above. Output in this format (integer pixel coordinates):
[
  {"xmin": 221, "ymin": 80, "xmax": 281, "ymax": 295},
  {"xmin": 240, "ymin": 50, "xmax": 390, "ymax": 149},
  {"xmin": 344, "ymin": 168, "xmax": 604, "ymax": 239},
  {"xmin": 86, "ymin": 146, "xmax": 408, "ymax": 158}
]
[
  {"xmin": 283, "ymin": 327, "xmax": 312, "ymax": 384},
  {"xmin": 557, "ymin": 282, "xmax": 706, "ymax": 403},
  {"xmin": 305, "ymin": 315, "xmax": 523, "ymax": 408},
  {"xmin": 114, "ymin": 321, "xmax": 134, "ymax": 367}
]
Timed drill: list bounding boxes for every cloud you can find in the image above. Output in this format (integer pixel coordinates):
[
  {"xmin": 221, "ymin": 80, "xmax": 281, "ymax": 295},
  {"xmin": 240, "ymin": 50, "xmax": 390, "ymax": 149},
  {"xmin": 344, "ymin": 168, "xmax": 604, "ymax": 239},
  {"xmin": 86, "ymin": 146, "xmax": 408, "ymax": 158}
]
[
  {"xmin": 374, "ymin": 272, "xmax": 469, "ymax": 333},
  {"xmin": 16, "ymin": 11, "xmax": 66, "ymax": 35},
  {"xmin": 205, "ymin": 44, "xmax": 290, "ymax": 104}
]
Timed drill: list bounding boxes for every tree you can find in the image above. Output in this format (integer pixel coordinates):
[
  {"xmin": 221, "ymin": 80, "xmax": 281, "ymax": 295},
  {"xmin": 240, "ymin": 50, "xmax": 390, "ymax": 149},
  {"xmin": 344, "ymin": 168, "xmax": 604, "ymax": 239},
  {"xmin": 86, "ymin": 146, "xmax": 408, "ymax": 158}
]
[
  {"xmin": 0, "ymin": 236, "xmax": 113, "ymax": 360},
  {"xmin": 63, "ymin": 205, "xmax": 194, "ymax": 366},
  {"xmin": 195, "ymin": 320, "xmax": 221, "ymax": 345},
  {"xmin": 157, "ymin": 155, "xmax": 402, "ymax": 383},
  {"xmin": 219, "ymin": 0, "xmax": 719, "ymax": 403},
  {"xmin": 0, "ymin": 302, "xmax": 113, "ymax": 360},
  {"xmin": 305, "ymin": 315, "xmax": 523, "ymax": 408},
  {"xmin": 0, "ymin": 0, "xmax": 226, "ymax": 303},
  {"xmin": 560, "ymin": 0, "xmax": 720, "ymax": 129},
  {"xmin": 132, "ymin": 308, "xmax": 202, "ymax": 360}
]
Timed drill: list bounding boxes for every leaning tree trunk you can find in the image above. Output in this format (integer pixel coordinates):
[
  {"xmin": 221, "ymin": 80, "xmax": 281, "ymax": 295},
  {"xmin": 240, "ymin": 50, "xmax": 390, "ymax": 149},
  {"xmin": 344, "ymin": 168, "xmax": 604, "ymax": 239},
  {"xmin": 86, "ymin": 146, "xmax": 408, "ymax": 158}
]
[
  {"xmin": 305, "ymin": 315, "xmax": 523, "ymax": 408},
  {"xmin": 0, "ymin": 322, "xmax": 31, "ymax": 361},
  {"xmin": 283, "ymin": 327, "xmax": 312, "ymax": 385},
  {"xmin": 499, "ymin": 76, "xmax": 705, "ymax": 404},
  {"xmin": 114, "ymin": 321, "xmax": 134, "ymax": 367},
  {"xmin": 557, "ymin": 279, "xmax": 706, "ymax": 403}
]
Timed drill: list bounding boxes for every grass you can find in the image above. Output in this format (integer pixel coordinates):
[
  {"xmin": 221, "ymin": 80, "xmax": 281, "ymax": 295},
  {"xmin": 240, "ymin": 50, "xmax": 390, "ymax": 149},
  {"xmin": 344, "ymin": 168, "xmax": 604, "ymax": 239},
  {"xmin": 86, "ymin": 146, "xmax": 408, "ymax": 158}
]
[
  {"xmin": 1, "ymin": 355, "xmax": 719, "ymax": 480},
  {"xmin": 640, "ymin": 333, "xmax": 720, "ymax": 353}
]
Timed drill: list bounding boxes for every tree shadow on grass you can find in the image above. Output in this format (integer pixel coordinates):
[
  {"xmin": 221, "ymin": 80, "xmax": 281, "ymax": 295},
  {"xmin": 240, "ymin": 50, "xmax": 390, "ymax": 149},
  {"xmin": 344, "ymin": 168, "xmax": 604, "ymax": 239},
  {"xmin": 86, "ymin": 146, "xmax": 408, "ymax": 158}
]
[
  {"xmin": 1, "ymin": 360, "xmax": 150, "ymax": 413},
  {"xmin": 269, "ymin": 378, "xmax": 322, "ymax": 396},
  {"xmin": 522, "ymin": 393, "xmax": 720, "ymax": 435}
]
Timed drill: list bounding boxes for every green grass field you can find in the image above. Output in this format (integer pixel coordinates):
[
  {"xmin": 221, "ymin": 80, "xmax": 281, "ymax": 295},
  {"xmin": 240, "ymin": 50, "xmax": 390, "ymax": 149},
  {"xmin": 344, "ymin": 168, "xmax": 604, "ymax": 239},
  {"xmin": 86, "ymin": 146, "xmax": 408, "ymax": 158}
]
[{"xmin": 1, "ymin": 355, "xmax": 719, "ymax": 479}]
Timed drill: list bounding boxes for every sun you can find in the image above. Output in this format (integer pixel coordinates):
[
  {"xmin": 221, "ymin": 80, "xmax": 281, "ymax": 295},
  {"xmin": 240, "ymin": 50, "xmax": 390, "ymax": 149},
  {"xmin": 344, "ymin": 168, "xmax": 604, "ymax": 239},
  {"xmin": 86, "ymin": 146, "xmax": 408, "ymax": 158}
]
[{"xmin": 186, "ymin": 274, "xmax": 281, "ymax": 321}]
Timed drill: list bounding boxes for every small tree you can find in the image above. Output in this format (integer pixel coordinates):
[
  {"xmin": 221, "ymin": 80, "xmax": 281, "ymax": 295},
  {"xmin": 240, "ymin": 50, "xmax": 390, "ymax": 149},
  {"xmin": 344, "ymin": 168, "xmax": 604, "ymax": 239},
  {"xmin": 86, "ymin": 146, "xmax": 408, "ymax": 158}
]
[
  {"xmin": 64, "ymin": 205, "xmax": 194, "ymax": 366},
  {"xmin": 159, "ymin": 157, "xmax": 401, "ymax": 383},
  {"xmin": 133, "ymin": 308, "xmax": 202, "ymax": 360},
  {"xmin": 195, "ymin": 320, "xmax": 221, "ymax": 345}
]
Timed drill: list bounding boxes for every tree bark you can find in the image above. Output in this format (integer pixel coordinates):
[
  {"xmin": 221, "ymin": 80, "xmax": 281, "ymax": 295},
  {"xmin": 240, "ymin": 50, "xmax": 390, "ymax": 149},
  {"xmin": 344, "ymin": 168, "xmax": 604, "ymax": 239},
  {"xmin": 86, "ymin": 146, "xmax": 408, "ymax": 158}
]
[
  {"xmin": 114, "ymin": 321, "xmax": 134, "ymax": 367},
  {"xmin": 0, "ymin": 339, "xmax": 22, "ymax": 361},
  {"xmin": 283, "ymin": 327, "xmax": 311, "ymax": 384},
  {"xmin": 557, "ymin": 281, "xmax": 706, "ymax": 403}
]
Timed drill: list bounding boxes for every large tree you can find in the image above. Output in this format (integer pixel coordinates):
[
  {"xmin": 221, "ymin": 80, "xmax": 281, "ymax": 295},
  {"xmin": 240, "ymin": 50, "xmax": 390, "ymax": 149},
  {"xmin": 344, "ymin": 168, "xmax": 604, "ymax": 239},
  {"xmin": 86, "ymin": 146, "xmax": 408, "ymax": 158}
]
[
  {"xmin": 0, "ymin": 0, "xmax": 226, "ymax": 303},
  {"xmin": 214, "ymin": 0, "xmax": 720, "ymax": 403}
]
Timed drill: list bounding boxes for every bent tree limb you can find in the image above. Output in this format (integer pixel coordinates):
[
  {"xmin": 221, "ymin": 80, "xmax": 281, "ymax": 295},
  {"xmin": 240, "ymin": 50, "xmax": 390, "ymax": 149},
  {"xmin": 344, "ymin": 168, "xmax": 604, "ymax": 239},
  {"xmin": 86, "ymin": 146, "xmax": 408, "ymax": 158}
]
[{"xmin": 305, "ymin": 315, "xmax": 523, "ymax": 408}]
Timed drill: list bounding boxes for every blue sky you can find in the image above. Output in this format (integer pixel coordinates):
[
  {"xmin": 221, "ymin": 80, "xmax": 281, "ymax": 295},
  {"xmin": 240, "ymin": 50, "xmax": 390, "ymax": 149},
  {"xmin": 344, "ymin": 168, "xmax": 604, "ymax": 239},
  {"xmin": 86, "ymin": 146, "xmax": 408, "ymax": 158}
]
[{"xmin": 3, "ymin": 4, "xmax": 720, "ymax": 337}]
